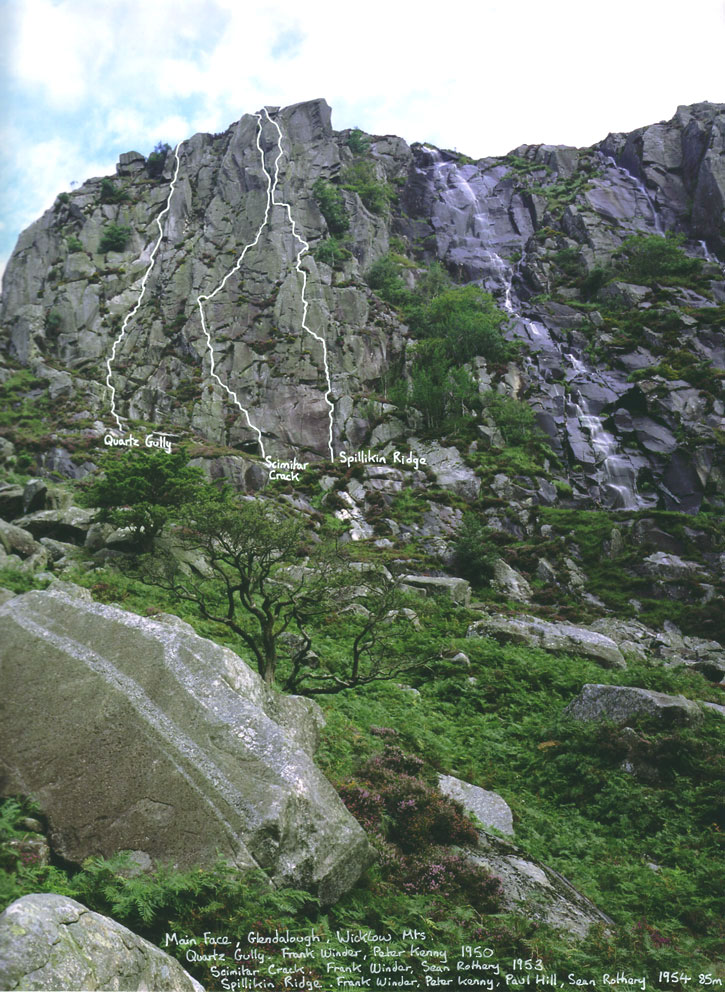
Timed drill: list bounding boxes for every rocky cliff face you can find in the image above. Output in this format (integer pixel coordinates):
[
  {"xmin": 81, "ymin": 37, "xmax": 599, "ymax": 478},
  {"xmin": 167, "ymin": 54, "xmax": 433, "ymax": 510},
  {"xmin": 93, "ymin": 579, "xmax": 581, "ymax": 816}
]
[{"xmin": 1, "ymin": 99, "xmax": 724, "ymax": 512}]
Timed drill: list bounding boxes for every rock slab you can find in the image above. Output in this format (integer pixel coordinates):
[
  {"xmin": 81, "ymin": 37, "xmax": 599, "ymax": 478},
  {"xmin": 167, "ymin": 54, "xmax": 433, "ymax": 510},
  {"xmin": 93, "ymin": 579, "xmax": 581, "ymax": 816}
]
[
  {"xmin": 438, "ymin": 773, "xmax": 514, "ymax": 836},
  {"xmin": 564, "ymin": 684, "xmax": 704, "ymax": 727},
  {"xmin": 0, "ymin": 893, "xmax": 203, "ymax": 991},
  {"xmin": 464, "ymin": 835, "xmax": 613, "ymax": 938},
  {"xmin": 0, "ymin": 583, "xmax": 372, "ymax": 904},
  {"xmin": 467, "ymin": 613, "xmax": 626, "ymax": 668}
]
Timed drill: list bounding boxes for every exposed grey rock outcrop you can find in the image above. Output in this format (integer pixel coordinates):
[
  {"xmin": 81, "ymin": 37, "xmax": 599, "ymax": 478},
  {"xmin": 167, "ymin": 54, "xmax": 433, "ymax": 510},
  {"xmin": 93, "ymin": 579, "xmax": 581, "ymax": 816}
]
[
  {"xmin": 0, "ymin": 893, "xmax": 203, "ymax": 992},
  {"xmin": 400, "ymin": 573, "xmax": 471, "ymax": 605},
  {"xmin": 1, "ymin": 99, "xmax": 723, "ymax": 514},
  {"xmin": 438, "ymin": 773, "xmax": 514, "ymax": 836},
  {"xmin": 0, "ymin": 484, "xmax": 23, "ymax": 519},
  {"xmin": 491, "ymin": 559, "xmax": 533, "ymax": 602},
  {"xmin": 468, "ymin": 612, "xmax": 626, "ymax": 668},
  {"xmin": 411, "ymin": 441, "xmax": 481, "ymax": 500},
  {"xmin": 13, "ymin": 506, "xmax": 95, "ymax": 543},
  {"xmin": 564, "ymin": 683, "xmax": 704, "ymax": 727},
  {"xmin": 589, "ymin": 616, "xmax": 725, "ymax": 678},
  {"xmin": 463, "ymin": 835, "xmax": 613, "ymax": 938},
  {"xmin": 643, "ymin": 551, "xmax": 707, "ymax": 580},
  {"xmin": 0, "ymin": 582, "xmax": 372, "ymax": 904},
  {"xmin": 1, "ymin": 100, "xmax": 406, "ymax": 462},
  {"xmin": 0, "ymin": 518, "xmax": 42, "ymax": 558}
]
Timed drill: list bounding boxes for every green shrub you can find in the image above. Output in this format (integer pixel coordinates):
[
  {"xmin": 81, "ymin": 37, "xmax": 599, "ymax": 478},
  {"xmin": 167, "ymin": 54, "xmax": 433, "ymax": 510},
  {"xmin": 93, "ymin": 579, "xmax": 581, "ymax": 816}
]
[
  {"xmin": 78, "ymin": 448, "xmax": 204, "ymax": 550},
  {"xmin": 56, "ymin": 192, "xmax": 70, "ymax": 205},
  {"xmin": 453, "ymin": 513, "xmax": 496, "ymax": 584},
  {"xmin": 347, "ymin": 128, "xmax": 370, "ymax": 155},
  {"xmin": 341, "ymin": 159, "xmax": 392, "ymax": 214},
  {"xmin": 146, "ymin": 142, "xmax": 171, "ymax": 178},
  {"xmin": 99, "ymin": 223, "xmax": 132, "ymax": 253},
  {"xmin": 44, "ymin": 310, "xmax": 62, "ymax": 335},
  {"xmin": 312, "ymin": 178, "xmax": 349, "ymax": 235},
  {"xmin": 312, "ymin": 236, "xmax": 351, "ymax": 268},
  {"xmin": 394, "ymin": 355, "xmax": 480, "ymax": 432},
  {"xmin": 613, "ymin": 233, "xmax": 702, "ymax": 286},
  {"xmin": 99, "ymin": 177, "xmax": 128, "ymax": 204},
  {"xmin": 366, "ymin": 253, "xmax": 411, "ymax": 306},
  {"xmin": 482, "ymin": 391, "xmax": 539, "ymax": 445},
  {"xmin": 414, "ymin": 284, "xmax": 511, "ymax": 363},
  {"xmin": 66, "ymin": 236, "xmax": 84, "ymax": 253},
  {"xmin": 581, "ymin": 265, "xmax": 606, "ymax": 300}
]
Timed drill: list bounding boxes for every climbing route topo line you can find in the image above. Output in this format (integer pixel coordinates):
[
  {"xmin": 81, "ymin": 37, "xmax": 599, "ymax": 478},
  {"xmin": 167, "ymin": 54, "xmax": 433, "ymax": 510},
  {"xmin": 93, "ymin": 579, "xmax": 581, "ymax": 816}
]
[
  {"xmin": 195, "ymin": 112, "xmax": 272, "ymax": 461},
  {"xmin": 106, "ymin": 108, "xmax": 336, "ymax": 464},
  {"xmin": 106, "ymin": 140, "xmax": 184, "ymax": 432},
  {"xmin": 262, "ymin": 107, "xmax": 335, "ymax": 461}
]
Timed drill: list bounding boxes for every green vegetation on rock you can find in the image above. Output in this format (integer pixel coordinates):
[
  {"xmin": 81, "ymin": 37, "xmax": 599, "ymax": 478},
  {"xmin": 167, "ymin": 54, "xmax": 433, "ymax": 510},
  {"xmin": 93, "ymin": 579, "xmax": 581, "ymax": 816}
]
[
  {"xmin": 312, "ymin": 177, "xmax": 349, "ymax": 235},
  {"xmin": 98, "ymin": 222, "xmax": 132, "ymax": 253}
]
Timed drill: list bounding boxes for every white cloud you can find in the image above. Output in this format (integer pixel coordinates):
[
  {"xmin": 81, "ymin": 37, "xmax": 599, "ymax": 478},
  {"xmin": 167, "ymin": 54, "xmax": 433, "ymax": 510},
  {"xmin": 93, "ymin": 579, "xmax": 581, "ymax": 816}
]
[{"xmin": 1, "ymin": 0, "xmax": 724, "ymax": 267}]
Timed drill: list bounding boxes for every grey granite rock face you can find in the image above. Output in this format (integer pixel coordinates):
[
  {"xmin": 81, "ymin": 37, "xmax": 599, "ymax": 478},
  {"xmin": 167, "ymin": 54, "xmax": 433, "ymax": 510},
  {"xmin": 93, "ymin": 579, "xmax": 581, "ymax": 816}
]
[
  {"xmin": 0, "ymin": 100, "xmax": 407, "ymax": 464},
  {"xmin": 0, "ymin": 893, "xmax": 204, "ymax": 992},
  {"xmin": 1, "ymin": 100, "xmax": 724, "ymax": 512},
  {"xmin": 0, "ymin": 583, "xmax": 372, "ymax": 904}
]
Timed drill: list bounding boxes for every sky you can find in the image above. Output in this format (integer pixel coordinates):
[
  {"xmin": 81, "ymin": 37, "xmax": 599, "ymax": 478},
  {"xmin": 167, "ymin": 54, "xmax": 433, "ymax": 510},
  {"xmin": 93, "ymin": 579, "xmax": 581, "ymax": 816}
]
[{"xmin": 1, "ymin": 0, "xmax": 724, "ymax": 280}]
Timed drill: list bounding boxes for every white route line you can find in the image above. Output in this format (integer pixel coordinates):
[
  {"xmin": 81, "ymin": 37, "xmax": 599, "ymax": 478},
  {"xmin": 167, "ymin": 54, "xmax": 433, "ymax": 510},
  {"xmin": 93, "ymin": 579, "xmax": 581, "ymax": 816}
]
[
  {"xmin": 196, "ymin": 114, "xmax": 271, "ymax": 459},
  {"xmin": 262, "ymin": 107, "xmax": 335, "ymax": 460},
  {"xmin": 107, "ymin": 110, "xmax": 336, "ymax": 463},
  {"xmin": 106, "ymin": 142, "xmax": 184, "ymax": 432}
]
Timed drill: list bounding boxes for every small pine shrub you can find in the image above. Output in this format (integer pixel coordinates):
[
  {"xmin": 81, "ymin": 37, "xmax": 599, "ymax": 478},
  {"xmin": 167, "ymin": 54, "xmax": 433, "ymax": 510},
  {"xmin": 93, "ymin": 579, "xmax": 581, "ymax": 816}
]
[
  {"xmin": 453, "ymin": 513, "xmax": 495, "ymax": 585},
  {"xmin": 347, "ymin": 128, "xmax": 370, "ymax": 155},
  {"xmin": 99, "ymin": 223, "xmax": 132, "ymax": 253},
  {"xmin": 312, "ymin": 178, "xmax": 349, "ymax": 235},
  {"xmin": 66, "ymin": 236, "xmax": 84, "ymax": 253},
  {"xmin": 45, "ymin": 310, "xmax": 63, "ymax": 335},
  {"xmin": 313, "ymin": 236, "xmax": 351, "ymax": 268},
  {"xmin": 341, "ymin": 159, "xmax": 392, "ymax": 215},
  {"xmin": 99, "ymin": 177, "xmax": 128, "ymax": 204},
  {"xmin": 146, "ymin": 142, "xmax": 171, "ymax": 178},
  {"xmin": 613, "ymin": 233, "xmax": 703, "ymax": 286},
  {"xmin": 482, "ymin": 391, "xmax": 539, "ymax": 445}
]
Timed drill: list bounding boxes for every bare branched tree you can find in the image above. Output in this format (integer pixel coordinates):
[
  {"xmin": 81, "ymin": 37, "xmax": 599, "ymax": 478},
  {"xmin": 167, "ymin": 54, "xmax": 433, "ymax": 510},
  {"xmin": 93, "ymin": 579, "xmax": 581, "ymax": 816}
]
[{"xmin": 143, "ymin": 488, "xmax": 426, "ymax": 694}]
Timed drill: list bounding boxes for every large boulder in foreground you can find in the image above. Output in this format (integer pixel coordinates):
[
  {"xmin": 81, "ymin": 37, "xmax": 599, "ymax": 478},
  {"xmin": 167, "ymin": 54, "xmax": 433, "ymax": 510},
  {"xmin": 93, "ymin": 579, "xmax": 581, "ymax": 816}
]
[
  {"xmin": 0, "ymin": 893, "xmax": 203, "ymax": 991},
  {"xmin": 0, "ymin": 584, "xmax": 372, "ymax": 904},
  {"xmin": 564, "ymin": 684, "xmax": 704, "ymax": 727}
]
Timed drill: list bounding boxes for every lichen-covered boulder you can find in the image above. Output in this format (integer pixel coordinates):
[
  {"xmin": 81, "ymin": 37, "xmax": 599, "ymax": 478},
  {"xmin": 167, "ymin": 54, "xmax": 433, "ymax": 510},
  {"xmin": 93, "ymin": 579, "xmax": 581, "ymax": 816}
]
[
  {"xmin": 0, "ymin": 583, "xmax": 372, "ymax": 904},
  {"xmin": 468, "ymin": 613, "xmax": 626, "ymax": 668},
  {"xmin": 564, "ymin": 684, "xmax": 704, "ymax": 727},
  {"xmin": 0, "ymin": 893, "xmax": 203, "ymax": 991},
  {"xmin": 438, "ymin": 774, "xmax": 514, "ymax": 836},
  {"xmin": 463, "ymin": 834, "xmax": 613, "ymax": 938}
]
